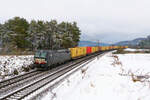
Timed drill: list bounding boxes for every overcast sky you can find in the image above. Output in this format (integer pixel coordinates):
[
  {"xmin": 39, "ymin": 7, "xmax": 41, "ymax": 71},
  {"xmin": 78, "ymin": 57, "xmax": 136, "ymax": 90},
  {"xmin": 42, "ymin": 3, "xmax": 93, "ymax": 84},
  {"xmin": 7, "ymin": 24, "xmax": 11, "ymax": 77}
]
[{"xmin": 1, "ymin": 0, "xmax": 150, "ymax": 43}]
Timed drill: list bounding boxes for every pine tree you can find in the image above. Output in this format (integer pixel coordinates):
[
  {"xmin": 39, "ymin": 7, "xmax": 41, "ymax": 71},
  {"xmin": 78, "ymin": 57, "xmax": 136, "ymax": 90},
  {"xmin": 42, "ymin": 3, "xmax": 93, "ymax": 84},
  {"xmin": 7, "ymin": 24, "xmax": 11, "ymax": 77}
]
[
  {"xmin": 4, "ymin": 17, "xmax": 30, "ymax": 49},
  {"xmin": 0, "ymin": 17, "xmax": 81, "ymax": 51}
]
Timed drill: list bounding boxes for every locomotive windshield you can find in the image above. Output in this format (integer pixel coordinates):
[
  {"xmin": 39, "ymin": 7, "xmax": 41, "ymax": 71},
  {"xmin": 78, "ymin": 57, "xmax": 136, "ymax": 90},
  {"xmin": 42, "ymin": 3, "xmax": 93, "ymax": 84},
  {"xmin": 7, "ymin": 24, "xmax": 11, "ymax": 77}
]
[
  {"xmin": 35, "ymin": 52, "xmax": 40, "ymax": 57},
  {"xmin": 35, "ymin": 51, "xmax": 47, "ymax": 58},
  {"xmin": 40, "ymin": 52, "xmax": 47, "ymax": 58}
]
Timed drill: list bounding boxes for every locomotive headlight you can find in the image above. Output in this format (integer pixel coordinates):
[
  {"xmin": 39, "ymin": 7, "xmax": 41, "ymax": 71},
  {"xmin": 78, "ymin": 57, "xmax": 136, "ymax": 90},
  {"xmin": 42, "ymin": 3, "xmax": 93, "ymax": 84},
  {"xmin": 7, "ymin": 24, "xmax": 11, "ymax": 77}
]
[
  {"xmin": 35, "ymin": 58, "xmax": 47, "ymax": 64},
  {"xmin": 41, "ymin": 59, "xmax": 46, "ymax": 62},
  {"xmin": 35, "ymin": 59, "xmax": 40, "ymax": 63},
  {"xmin": 40, "ymin": 59, "xmax": 47, "ymax": 64}
]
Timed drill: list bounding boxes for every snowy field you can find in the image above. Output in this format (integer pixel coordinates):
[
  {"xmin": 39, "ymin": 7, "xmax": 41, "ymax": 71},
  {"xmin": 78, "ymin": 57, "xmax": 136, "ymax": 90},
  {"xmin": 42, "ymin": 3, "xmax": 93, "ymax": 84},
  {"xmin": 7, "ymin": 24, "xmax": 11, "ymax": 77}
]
[
  {"xmin": 42, "ymin": 50, "xmax": 150, "ymax": 100},
  {"xmin": 0, "ymin": 55, "xmax": 34, "ymax": 81},
  {"xmin": 124, "ymin": 48, "xmax": 150, "ymax": 52}
]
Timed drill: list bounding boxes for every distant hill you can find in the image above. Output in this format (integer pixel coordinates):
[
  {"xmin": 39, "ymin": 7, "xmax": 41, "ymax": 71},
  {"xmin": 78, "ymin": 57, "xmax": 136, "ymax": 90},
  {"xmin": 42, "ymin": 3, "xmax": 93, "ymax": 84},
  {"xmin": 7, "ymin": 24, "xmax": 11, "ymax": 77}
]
[
  {"xmin": 78, "ymin": 41, "xmax": 110, "ymax": 47},
  {"xmin": 138, "ymin": 35, "xmax": 150, "ymax": 48},
  {"xmin": 114, "ymin": 38, "xmax": 146, "ymax": 46}
]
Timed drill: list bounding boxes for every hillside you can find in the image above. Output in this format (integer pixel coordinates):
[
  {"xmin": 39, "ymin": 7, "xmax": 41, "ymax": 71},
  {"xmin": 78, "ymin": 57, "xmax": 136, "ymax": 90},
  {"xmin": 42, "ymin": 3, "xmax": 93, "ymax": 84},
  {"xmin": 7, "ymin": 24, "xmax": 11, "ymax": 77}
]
[
  {"xmin": 114, "ymin": 38, "xmax": 146, "ymax": 46},
  {"xmin": 78, "ymin": 41, "xmax": 110, "ymax": 47},
  {"xmin": 139, "ymin": 35, "xmax": 150, "ymax": 47}
]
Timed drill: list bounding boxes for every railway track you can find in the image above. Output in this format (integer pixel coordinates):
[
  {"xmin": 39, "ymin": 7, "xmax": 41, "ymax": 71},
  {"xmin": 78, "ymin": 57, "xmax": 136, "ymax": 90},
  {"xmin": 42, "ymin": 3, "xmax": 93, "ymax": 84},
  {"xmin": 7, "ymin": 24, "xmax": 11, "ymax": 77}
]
[
  {"xmin": 0, "ymin": 70, "xmax": 40, "ymax": 89},
  {"xmin": 0, "ymin": 52, "xmax": 105, "ymax": 100}
]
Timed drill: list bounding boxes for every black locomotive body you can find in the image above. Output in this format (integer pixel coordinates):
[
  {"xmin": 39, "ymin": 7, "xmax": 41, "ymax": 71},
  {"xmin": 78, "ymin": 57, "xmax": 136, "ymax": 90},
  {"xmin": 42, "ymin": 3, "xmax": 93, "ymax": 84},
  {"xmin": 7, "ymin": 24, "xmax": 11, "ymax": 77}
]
[{"xmin": 34, "ymin": 49, "xmax": 71, "ymax": 70}]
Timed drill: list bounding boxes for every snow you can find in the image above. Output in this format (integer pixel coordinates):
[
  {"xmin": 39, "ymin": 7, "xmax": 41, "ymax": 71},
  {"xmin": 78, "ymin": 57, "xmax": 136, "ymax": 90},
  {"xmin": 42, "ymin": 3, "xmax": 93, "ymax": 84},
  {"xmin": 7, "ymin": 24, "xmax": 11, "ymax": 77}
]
[
  {"xmin": 124, "ymin": 48, "xmax": 150, "ymax": 52},
  {"xmin": 0, "ymin": 55, "xmax": 34, "ymax": 81},
  {"xmin": 41, "ymin": 52, "xmax": 150, "ymax": 100}
]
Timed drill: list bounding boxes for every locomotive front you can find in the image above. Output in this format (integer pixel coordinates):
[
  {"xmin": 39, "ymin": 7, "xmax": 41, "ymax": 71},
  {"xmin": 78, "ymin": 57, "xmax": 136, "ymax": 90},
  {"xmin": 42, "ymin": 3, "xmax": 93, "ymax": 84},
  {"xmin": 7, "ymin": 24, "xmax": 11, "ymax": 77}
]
[{"xmin": 34, "ymin": 50, "xmax": 48, "ymax": 70}]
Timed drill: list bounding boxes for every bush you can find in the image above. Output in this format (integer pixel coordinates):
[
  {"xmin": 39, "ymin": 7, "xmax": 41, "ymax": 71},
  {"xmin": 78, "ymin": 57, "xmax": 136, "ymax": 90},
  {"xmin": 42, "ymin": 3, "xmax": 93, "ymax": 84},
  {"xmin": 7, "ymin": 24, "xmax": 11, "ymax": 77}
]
[
  {"xmin": 145, "ymin": 51, "xmax": 150, "ymax": 53},
  {"xmin": 22, "ymin": 66, "xmax": 30, "ymax": 72},
  {"xmin": 29, "ymin": 64, "xmax": 35, "ymax": 69},
  {"xmin": 113, "ymin": 49, "xmax": 125, "ymax": 54},
  {"xmin": 13, "ymin": 69, "xmax": 19, "ymax": 75}
]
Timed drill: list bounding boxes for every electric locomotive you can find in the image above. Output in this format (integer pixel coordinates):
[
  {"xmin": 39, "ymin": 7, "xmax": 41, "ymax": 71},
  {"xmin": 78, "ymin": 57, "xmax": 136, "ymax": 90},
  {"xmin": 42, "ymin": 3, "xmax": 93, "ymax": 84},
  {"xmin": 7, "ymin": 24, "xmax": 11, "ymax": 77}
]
[{"xmin": 34, "ymin": 49, "xmax": 71, "ymax": 70}]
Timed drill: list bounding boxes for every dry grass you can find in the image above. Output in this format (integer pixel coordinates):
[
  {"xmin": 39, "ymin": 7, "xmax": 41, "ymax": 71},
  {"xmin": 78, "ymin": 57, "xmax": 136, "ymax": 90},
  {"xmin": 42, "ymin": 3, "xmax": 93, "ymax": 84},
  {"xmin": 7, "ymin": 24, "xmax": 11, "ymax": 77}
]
[
  {"xmin": 67, "ymin": 79, "xmax": 70, "ymax": 86},
  {"xmin": 111, "ymin": 55, "xmax": 123, "ymax": 67},
  {"xmin": 128, "ymin": 70, "xmax": 150, "ymax": 83},
  {"xmin": 50, "ymin": 91, "xmax": 57, "ymax": 100},
  {"xmin": 111, "ymin": 54, "xmax": 124, "ymax": 73},
  {"xmin": 81, "ymin": 67, "xmax": 89, "ymax": 79},
  {"xmin": 90, "ymin": 82, "xmax": 95, "ymax": 88},
  {"xmin": 120, "ymin": 69, "xmax": 150, "ymax": 88},
  {"xmin": 113, "ymin": 49, "xmax": 125, "ymax": 54},
  {"xmin": 110, "ymin": 53, "xmax": 150, "ymax": 88}
]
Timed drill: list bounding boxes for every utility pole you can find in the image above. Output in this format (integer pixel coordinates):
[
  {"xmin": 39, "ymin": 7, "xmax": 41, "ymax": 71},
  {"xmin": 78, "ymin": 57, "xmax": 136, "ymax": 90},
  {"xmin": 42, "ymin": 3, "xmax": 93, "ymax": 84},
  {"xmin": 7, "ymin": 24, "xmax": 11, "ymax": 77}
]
[{"xmin": 97, "ymin": 40, "xmax": 100, "ymax": 47}]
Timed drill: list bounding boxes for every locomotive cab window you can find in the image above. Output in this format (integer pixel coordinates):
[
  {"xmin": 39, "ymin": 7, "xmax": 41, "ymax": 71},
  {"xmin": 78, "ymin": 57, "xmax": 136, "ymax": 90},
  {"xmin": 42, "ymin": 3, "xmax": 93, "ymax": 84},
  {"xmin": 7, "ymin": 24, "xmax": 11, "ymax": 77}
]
[
  {"xmin": 35, "ymin": 51, "xmax": 47, "ymax": 58},
  {"xmin": 35, "ymin": 52, "xmax": 40, "ymax": 58},
  {"xmin": 41, "ymin": 52, "xmax": 47, "ymax": 58}
]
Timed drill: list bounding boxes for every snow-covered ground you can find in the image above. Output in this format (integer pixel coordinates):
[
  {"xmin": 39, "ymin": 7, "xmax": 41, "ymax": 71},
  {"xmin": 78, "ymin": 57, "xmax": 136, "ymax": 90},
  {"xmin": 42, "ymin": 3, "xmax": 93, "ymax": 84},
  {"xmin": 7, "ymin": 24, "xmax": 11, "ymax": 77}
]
[
  {"xmin": 124, "ymin": 48, "xmax": 150, "ymax": 52},
  {"xmin": 0, "ymin": 55, "xmax": 34, "ymax": 81},
  {"xmin": 42, "ymin": 51, "xmax": 150, "ymax": 100}
]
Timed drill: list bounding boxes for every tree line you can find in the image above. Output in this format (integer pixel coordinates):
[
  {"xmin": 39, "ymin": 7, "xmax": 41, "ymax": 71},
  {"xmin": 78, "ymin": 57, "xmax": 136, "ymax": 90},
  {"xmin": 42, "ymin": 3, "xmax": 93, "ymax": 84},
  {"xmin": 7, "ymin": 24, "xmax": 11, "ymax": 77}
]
[{"xmin": 0, "ymin": 17, "xmax": 81, "ymax": 51}]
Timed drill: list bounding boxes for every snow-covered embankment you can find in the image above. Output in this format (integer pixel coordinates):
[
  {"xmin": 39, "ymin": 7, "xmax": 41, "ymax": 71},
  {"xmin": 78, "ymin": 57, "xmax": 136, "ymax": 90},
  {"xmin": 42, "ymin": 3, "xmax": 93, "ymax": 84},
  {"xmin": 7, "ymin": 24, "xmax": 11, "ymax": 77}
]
[
  {"xmin": 42, "ymin": 51, "xmax": 150, "ymax": 100},
  {"xmin": 0, "ymin": 55, "xmax": 34, "ymax": 81}
]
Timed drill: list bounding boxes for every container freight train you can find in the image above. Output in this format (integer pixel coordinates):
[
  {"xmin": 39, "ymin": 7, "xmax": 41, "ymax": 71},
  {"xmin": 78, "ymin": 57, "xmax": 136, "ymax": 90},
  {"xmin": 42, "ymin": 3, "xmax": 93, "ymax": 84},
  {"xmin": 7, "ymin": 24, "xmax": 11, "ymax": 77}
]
[{"xmin": 34, "ymin": 46, "xmax": 128, "ymax": 70}]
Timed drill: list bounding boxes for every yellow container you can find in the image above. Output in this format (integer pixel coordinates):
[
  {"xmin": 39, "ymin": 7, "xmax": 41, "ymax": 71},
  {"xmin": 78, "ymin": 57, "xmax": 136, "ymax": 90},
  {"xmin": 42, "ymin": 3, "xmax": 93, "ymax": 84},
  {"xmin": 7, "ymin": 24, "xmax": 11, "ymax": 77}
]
[
  {"xmin": 105, "ymin": 46, "xmax": 109, "ymax": 50},
  {"xmin": 101, "ymin": 46, "xmax": 106, "ymax": 51},
  {"xmin": 116, "ymin": 46, "xmax": 119, "ymax": 49},
  {"xmin": 125, "ymin": 46, "xmax": 128, "ymax": 48},
  {"xmin": 110, "ymin": 46, "xmax": 113, "ymax": 49},
  {"xmin": 120, "ymin": 46, "xmax": 123, "ymax": 49},
  {"xmin": 114, "ymin": 46, "xmax": 118, "ymax": 49},
  {"xmin": 80, "ymin": 47, "xmax": 87, "ymax": 56},
  {"xmin": 83, "ymin": 47, "xmax": 87, "ymax": 55},
  {"xmin": 95, "ymin": 47, "xmax": 99, "ymax": 52},
  {"xmin": 109, "ymin": 46, "xmax": 111, "ymax": 50},
  {"xmin": 70, "ymin": 48, "xmax": 77, "ymax": 58},
  {"xmin": 77, "ymin": 47, "xmax": 82, "ymax": 57},
  {"xmin": 91, "ymin": 47, "xmax": 94, "ymax": 53},
  {"xmin": 70, "ymin": 47, "xmax": 87, "ymax": 58},
  {"xmin": 112, "ymin": 46, "xmax": 115, "ymax": 49},
  {"xmin": 92, "ymin": 47, "xmax": 97, "ymax": 53}
]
